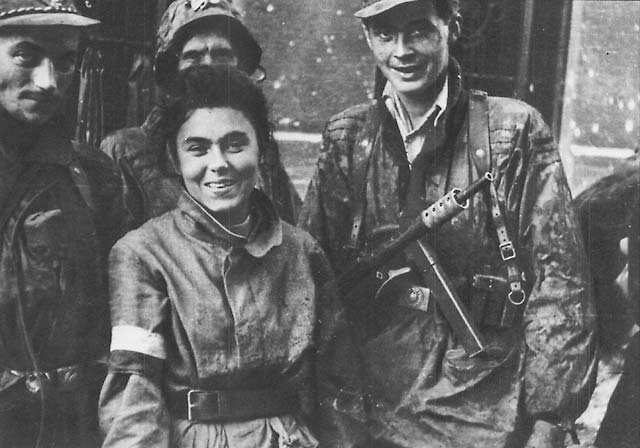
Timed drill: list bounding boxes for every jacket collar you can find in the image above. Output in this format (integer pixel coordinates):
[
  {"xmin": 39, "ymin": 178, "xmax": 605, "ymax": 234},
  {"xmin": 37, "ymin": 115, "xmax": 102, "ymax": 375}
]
[
  {"xmin": 21, "ymin": 124, "xmax": 76, "ymax": 167},
  {"xmin": 177, "ymin": 189, "xmax": 283, "ymax": 258},
  {"xmin": 375, "ymin": 58, "xmax": 466, "ymax": 163}
]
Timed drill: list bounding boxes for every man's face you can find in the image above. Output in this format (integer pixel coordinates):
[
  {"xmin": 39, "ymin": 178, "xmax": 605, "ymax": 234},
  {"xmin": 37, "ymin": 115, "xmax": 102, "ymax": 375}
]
[
  {"xmin": 0, "ymin": 27, "xmax": 80, "ymax": 125},
  {"xmin": 365, "ymin": 2, "xmax": 453, "ymax": 102},
  {"xmin": 177, "ymin": 29, "xmax": 238, "ymax": 72}
]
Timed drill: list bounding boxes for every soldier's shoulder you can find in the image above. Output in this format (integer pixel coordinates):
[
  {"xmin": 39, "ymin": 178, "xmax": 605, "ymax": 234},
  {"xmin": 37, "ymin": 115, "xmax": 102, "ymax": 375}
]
[
  {"xmin": 324, "ymin": 101, "xmax": 376, "ymax": 141},
  {"xmin": 72, "ymin": 140, "xmax": 122, "ymax": 198},
  {"xmin": 73, "ymin": 140, "xmax": 118, "ymax": 174},
  {"xmin": 484, "ymin": 95, "xmax": 556, "ymax": 159},
  {"xmin": 100, "ymin": 126, "xmax": 149, "ymax": 162},
  {"xmin": 115, "ymin": 210, "xmax": 175, "ymax": 251},
  {"xmin": 486, "ymin": 96, "xmax": 551, "ymax": 137}
]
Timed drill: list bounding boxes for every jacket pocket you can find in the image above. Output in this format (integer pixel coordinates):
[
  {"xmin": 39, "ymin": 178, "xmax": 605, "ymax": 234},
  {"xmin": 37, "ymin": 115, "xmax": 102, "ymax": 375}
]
[{"xmin": 22, "ymin": 209, "xmax": 67, "ymax": 267}]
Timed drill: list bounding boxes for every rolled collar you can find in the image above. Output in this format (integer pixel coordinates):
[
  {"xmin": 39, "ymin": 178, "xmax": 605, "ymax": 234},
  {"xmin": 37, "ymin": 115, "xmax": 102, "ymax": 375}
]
[{"xmin": 176, "ymin": 189, "xmax": 283, "ymax": 258}]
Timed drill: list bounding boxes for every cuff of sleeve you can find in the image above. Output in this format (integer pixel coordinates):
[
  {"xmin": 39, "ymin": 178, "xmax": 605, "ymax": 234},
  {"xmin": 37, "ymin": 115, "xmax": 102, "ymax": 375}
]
[{"xmin": 111, "ymin": 325, "xmax": 166, "ymax": 359}]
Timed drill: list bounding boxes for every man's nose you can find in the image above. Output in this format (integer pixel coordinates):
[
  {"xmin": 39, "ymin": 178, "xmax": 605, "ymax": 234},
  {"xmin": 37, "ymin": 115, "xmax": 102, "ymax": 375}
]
[
  {"xmin": 392, "ymin": 33, "xmax": 414, "ymax": 59},
  {"xmin": 32, "ymin": 58, "xmax": 57, "ymax": 93},
  {"xmin": 200, "ymin": 53, "xmax": 214, "ymax": 67}
]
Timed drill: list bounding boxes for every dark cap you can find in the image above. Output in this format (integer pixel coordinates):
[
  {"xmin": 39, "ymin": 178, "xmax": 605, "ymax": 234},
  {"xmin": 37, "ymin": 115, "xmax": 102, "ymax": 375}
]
[
  {"xmin": 354, "ymin": 0, "xmax": 423, "ymax": 18},
  {"xmin": 155, "ymin": 0, "xmax": 261, "ymax": 86},
  {"xmin": 0, "ymin": 0, "xmax": 99, "ymax": 27}
]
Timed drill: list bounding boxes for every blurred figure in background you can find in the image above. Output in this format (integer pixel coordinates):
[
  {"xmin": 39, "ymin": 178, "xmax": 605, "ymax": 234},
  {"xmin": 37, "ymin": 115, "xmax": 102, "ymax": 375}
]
[
  {"xmin": 573, "ymin": 154, "xmax": 639, "ymax": 448},
  {"xmin": 101, "ymin": 0, "xmax": 300, "ymax": 230}
]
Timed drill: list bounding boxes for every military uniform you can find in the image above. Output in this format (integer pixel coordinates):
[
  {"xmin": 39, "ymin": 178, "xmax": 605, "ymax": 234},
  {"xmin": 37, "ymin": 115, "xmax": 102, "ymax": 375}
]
[
  {"xmin": 0, "ymin": 121, "xmax": 124, "ymax": 446},
  {"xmin": 299, "ymin": 61, "xmax": 597, "ymax": 447},
  {"xmin": 0, "ymin": 2, "xmax": 125, "ymax": 446},
  {"xmin": 102, "ymin": 0, "xmax": 301, "ymax": 228}
]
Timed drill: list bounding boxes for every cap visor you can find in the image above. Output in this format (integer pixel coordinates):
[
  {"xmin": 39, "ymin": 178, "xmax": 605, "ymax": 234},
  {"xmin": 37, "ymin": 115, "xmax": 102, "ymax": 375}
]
[
  {"xmin": 0, "ymin": 13, "xmax": 100, "ymax": 27},
  {"xmin": 354, "ymin": 0, "xmax": 418, "ymax": 18}
]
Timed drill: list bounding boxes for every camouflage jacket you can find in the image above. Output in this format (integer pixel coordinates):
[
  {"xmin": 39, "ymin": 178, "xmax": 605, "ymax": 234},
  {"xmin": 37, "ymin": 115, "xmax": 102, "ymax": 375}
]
[
  {"xmin": 298, "ymin": 66, "xmax": 597, "ymax": 448},
  {"xmin": 101, "ymin": 105, "xmax": 301, "ymax": 230},
  {"xmin": 0, "ymin": 124, "xmax": 125, "ymax": 447}
]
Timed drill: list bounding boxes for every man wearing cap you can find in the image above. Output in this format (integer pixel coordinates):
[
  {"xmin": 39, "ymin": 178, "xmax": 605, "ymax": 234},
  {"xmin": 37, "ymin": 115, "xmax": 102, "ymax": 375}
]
[
  {"xmin": 0, "ymin": 1, "xmax": 124, "ymax": 447},
  {"xmin": 299, "ymin": 1, "xmax": 596, "ymax": 447},
  {"xmin": 101, "ymin": 0, "xmax": 301, "ymax": 229}
]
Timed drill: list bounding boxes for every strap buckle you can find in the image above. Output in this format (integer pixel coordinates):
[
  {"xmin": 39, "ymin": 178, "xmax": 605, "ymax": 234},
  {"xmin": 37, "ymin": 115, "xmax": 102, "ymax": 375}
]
[
  {"xmin": 499, "ymin": 241, "xmax": 516, "ymax": 261},
  {"xmin": 187, "ymin": 389, "xmax": 221, "ymax": 421}
]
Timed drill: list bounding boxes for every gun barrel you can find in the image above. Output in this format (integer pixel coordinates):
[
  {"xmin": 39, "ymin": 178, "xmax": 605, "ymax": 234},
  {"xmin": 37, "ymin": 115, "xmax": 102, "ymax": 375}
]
[{"xmin": 455, "ymin": 172, "xmax": 494, "ymax": 204}]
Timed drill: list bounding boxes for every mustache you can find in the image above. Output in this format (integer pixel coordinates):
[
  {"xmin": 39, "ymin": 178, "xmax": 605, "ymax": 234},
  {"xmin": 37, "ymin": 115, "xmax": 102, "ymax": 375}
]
[{"xmin": 19, "ymin": 90, "xmax": 61, "ymax": 103}]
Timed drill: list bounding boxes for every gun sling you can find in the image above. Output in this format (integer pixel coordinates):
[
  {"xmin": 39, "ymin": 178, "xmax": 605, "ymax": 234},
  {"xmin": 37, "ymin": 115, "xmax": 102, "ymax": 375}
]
[{"xmin": 468, "ymin": 90, "xmax": 527, "ymax": 327}]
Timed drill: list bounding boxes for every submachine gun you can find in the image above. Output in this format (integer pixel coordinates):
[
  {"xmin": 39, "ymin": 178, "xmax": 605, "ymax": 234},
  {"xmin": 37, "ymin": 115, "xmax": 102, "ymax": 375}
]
[{"xmin": 336, "ymin": 172, "xmax": 494, "ymax": 357}]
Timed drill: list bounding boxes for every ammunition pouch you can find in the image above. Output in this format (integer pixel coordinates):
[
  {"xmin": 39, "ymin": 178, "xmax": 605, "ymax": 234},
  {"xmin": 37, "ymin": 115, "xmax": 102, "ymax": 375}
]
[{"xmin": 471, "ymin": 274, "xmax": 525, "ymax": 328}]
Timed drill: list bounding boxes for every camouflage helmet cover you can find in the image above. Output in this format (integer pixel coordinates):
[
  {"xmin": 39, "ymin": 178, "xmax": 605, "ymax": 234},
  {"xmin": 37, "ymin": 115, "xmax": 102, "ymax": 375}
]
[
  {"xmin": 155, "ymin": 0, "xmax": 261, "ymax": 86},
  {"xmin": 0, "ymin": 0, "xmax": 99, "ymax": 27}
]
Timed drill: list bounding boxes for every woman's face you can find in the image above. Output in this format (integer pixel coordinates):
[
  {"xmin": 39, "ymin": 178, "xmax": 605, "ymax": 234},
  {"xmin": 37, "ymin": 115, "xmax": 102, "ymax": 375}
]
[{"xmin": 175, "ymin": 107, "xmax": 259, "ymax": 224}]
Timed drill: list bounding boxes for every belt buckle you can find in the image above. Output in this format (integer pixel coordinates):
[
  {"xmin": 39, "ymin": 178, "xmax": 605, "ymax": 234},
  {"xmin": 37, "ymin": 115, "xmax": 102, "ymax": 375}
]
[
  {"xmin": 499, "ymin": 241, "xmax": 516, "ymax": 261},
  {"xmin": 187, "ymin": 389, "xmax": 219, "ymax": 421}
]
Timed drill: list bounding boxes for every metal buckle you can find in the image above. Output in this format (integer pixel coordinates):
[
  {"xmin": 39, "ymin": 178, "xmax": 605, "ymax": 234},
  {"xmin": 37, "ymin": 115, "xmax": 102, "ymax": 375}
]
[
  {"xmin": 187, "ymin": 389, "xmax": 220, "ymax": 421},
  {"xmin": 508, "ymin": 289, "xmax": 526, "ymax": 306},
  {"xmin": 499, "ymin": 241, "xmax": 516, "ymax": 261}
]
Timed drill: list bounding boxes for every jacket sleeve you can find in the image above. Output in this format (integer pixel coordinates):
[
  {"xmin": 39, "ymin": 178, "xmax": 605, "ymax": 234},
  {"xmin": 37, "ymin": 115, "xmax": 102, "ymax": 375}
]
[
  {"xmin": 511, "ymin": 108, "xmax": 598, "ymax": 426},
  {"xmin": 99, "ymin": 239, "xmax": 170, "ymax": 448},
  {"xmin": 297, "ymin": 122, "xmax": 354, "ymax": 268},
  {"xmin": 100, "ymin": 131, "xmax": 148, "ymax": 230},
  {"xmin": 308, "ymin": 241, "xmax": 370, "ymax": 448}
]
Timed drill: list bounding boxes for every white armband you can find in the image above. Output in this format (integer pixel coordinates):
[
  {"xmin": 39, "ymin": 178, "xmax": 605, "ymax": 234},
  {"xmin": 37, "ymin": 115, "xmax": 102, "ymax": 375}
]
[{"xmin": 110, "ymin": 325, "xmax": 167, "ymax": 360}]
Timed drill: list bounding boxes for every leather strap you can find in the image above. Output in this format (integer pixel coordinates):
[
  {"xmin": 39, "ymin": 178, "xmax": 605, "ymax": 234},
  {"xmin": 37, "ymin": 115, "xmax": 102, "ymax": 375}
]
[
  {"xmin": 468, "ymin": 90, "xmax": 526, "ymax": 327},
  {"xmin": 167, "ymin": 387, "xmax": 297, "ymax": 422},
  {"xmin": 347, "ymin": 106, "xmax": 383, "ymax": 253},
  {"xmin": 4, "ymin": 360, "xmax": 106, "ymax": 395}
]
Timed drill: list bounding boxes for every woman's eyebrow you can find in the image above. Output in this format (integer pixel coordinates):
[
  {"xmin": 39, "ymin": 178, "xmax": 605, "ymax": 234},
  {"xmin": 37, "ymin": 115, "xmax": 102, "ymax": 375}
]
[{"xmin": 182, "ymin": 136, "xmax": 211, "ymax": 145}]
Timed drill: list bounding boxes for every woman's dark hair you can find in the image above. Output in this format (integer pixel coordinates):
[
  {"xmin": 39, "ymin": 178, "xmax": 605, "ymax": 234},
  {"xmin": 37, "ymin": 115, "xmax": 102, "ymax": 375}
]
[{"xmin": 163, "ymin": 64, "xmax": 272, "ymax": 159}]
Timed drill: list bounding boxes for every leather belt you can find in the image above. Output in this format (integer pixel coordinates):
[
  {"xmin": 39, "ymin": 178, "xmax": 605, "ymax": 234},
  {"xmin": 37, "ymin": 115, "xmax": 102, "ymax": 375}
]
[
  {"xmin": 167, "ymin": 387, "xmax": 297, "ymax": 422},
  {"xmin": 6, "ymin": 360, "xmax": 105, "ymax": 394}
]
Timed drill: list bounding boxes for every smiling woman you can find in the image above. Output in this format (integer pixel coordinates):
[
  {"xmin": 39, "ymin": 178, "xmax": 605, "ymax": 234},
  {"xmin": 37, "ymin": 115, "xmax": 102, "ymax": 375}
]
[{"xmin": 99, "ymin": 65, "xmax": 368, "ymax": 448}]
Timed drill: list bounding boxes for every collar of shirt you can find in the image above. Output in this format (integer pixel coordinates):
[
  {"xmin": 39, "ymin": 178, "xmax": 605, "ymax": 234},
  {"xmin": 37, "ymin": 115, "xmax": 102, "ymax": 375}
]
[
  {"xmin": 178, "ymin": 189, "xmax": 283, "ymax": 258},
  {"xmin": 383, "ymin": 77, "xmax": 448, "ymax": 163}
]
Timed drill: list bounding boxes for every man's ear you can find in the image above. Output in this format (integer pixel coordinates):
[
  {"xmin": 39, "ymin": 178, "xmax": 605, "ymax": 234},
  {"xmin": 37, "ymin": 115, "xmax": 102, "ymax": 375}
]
[
  {"xmin": 362, "ymin": 23, "xmax": 373, "ymax": 49},
  {"xmin": 448, "ymin": 14, "xmax": 461, "ymax": 44}
]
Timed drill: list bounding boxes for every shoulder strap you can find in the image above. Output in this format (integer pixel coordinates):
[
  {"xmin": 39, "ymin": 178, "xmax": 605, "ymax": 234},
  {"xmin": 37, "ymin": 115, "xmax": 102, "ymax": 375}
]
[
  {"xmin": 468, "ymin": 89, "xmax": 492, "ymax": 175},
  {"xmin": 346, "ymin": 104, "xmax": 383, "ymax": 253},
  {"xmin": 467, "ymin": 90, "xmax": 527, "ymax": 327}
]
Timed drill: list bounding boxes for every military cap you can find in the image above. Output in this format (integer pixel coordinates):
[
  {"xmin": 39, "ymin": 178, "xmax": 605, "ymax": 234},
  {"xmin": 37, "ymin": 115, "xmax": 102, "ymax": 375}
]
[
  {"xmin": 155, "ymin": 0, "xmax": 261, "ymax": 86},
  {"xmin": 355, "ymin": 0, "xmax": 459, "ymax": 19},
  {"xmin": 0, "ymin": 0, "xmax": 99, "ymax": 27}
]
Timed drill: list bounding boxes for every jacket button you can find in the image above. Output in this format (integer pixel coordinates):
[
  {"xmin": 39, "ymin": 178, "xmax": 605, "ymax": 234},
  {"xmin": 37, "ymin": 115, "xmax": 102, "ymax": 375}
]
[{"xmin": 408, "ymin": 288, "xmax": 423, "ymax": 304}]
